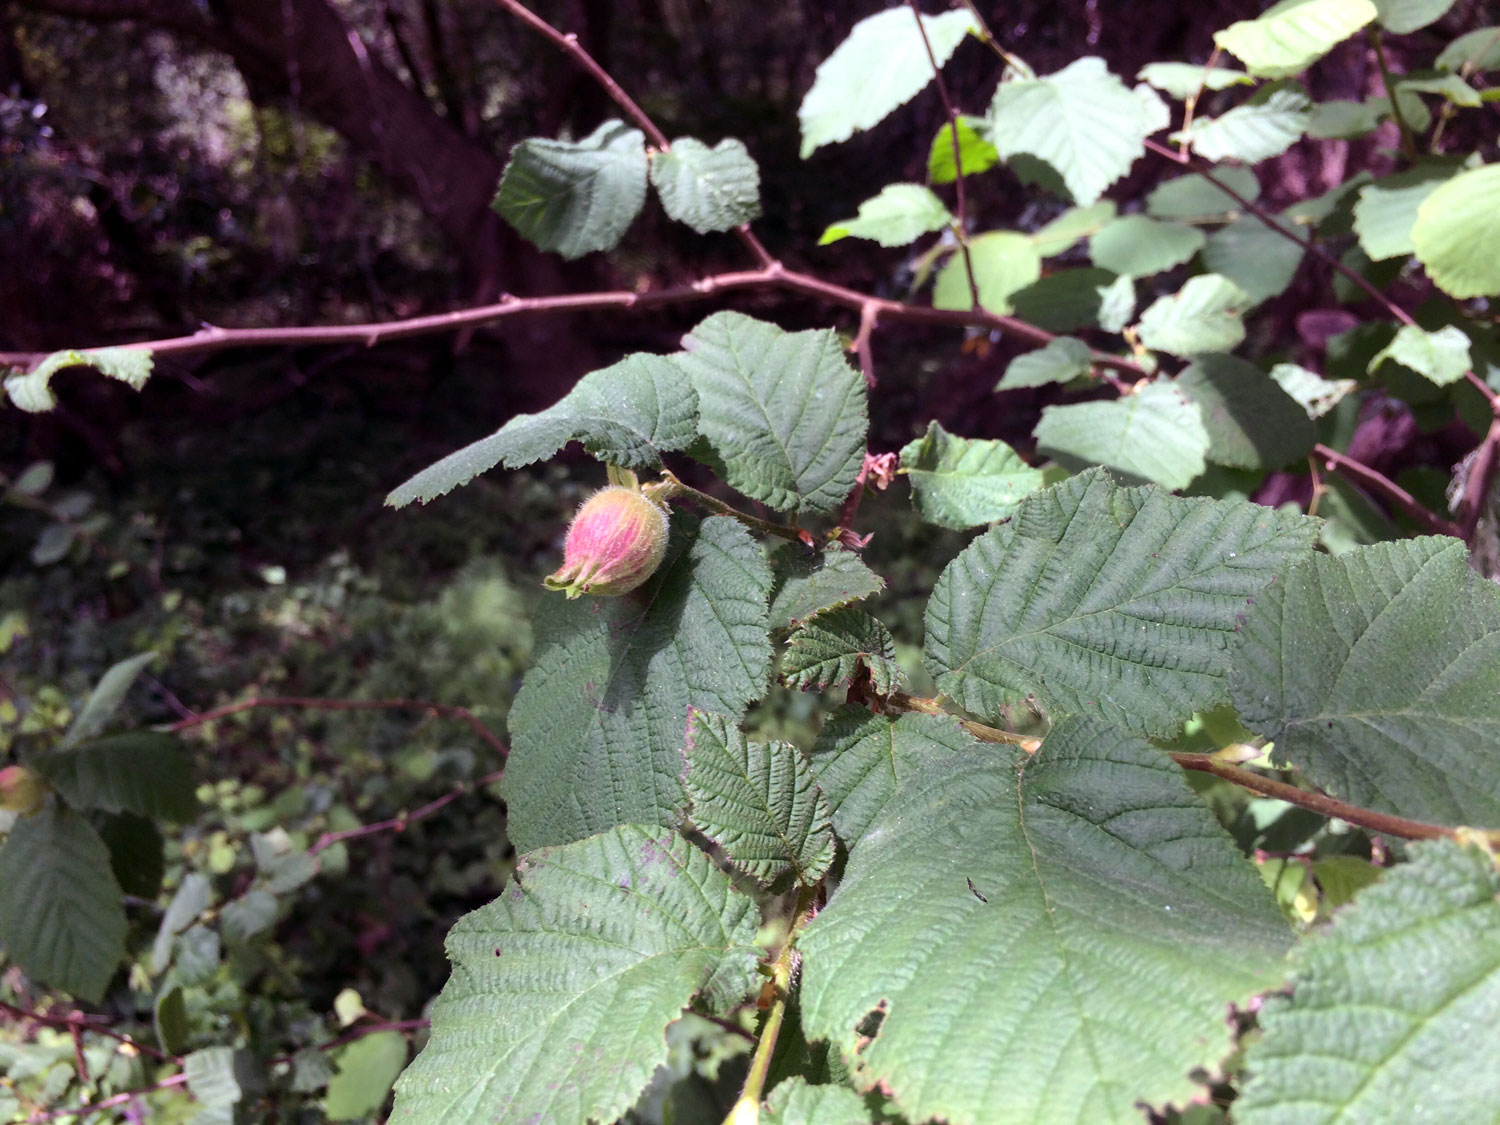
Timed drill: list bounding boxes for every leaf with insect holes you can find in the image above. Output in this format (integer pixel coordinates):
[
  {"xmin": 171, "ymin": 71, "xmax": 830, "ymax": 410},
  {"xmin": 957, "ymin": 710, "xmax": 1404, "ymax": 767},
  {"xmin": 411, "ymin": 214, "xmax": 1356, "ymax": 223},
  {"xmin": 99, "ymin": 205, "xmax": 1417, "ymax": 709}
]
[{"xmin": 781, "ymin": 607, "xmax": 904, "ymax": 697}]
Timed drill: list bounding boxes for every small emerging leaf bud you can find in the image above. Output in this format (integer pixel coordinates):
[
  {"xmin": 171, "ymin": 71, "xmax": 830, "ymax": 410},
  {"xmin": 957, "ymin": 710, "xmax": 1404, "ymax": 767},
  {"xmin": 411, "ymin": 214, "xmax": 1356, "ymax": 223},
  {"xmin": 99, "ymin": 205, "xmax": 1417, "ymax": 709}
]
[
  {"xmin": 544, "ymin": 486, "xmax": 670, "ymax": 599},
  {"xmin": 0, "ymin": 765, "xmax": 46, "ymax": 817}
]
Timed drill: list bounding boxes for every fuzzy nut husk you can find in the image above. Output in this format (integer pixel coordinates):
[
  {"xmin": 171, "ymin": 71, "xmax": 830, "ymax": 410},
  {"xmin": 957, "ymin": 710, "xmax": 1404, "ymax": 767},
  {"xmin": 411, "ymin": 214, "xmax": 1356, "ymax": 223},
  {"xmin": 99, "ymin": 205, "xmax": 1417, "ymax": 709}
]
[{"xmin": 544, "ymin": 486, "xmax": 670, "ymax": 599}]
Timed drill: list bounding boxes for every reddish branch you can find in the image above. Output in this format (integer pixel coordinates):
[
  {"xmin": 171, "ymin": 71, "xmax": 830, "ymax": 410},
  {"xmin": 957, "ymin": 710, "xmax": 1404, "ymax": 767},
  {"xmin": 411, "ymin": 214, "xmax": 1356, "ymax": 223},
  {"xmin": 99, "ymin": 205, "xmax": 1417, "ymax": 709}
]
[
  {"xmin": 1456, "ymin": 417, "xmax": 1500, "ymax": 543},
  {"xmin": 308, "ymin": 769, "xmax": 505, "ymax": 855},
  {"xmin": 0, "ymin": 1001, "xmax": 172, "ymax": 1063},
  {"xmin": 1313, "ymin": 442, "xmax": 1459, "ymax": 537}
]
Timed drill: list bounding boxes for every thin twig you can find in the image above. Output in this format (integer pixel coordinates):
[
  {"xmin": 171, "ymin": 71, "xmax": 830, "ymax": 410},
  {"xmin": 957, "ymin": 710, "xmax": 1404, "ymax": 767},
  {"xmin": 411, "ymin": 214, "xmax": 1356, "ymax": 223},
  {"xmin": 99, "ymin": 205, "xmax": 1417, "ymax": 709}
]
[
  {"xmin": 24, "ymin": 1073, "xmax": 191, "ymax": 1124},
  {"xmin": 908, "ymin": 0, "xmax": 978, "ymax": 310},
  {"xmin": 1457, "ymin": 417, "xmax": 1500, "ymax": 542},
  {"xmin": 1313, "ymin": 442, "xmax": 1459, "ymax": 537},
  {"xmin": 0, "ymin": 1002, "xmax": 173, "ymax": 1063},
  {"xmin": 308, "ymin": 769, "xmax": 505, "ymax": 855},
  {"xmin": 1371, "ymin": 28, "xmax": 1419, "ymax": 161},
  {"xmin": 1177, "ymin": 45, "xmax": 1223, "ymax": 156},
  {"xmin": 853, "ymin": 302, "xmax": 878, "ymax": 387},
  {"xmin": 649, "ymin": 472, "xmax": 813, "ymax": 546}
]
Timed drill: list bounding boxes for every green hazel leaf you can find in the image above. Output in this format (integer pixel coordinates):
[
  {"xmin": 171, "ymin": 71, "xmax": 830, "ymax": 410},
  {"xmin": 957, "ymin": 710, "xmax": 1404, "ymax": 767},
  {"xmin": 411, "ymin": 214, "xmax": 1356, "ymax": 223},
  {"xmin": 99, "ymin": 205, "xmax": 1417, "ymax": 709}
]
[
  {"xmin": 819, "ymin": 183, "xmax": 952, "ymax": 248},
  {"xmin": 386, "ymin": 352, "xmax": 697, "ymax": 506},
  {"xmin": 1411, "ymin": 163, "xmax": 1500, "ymax": 298},
  {"xmin": 925, "ymin": 468, "xmax": 1320, "ymax": 734},
  {"xmin": 184, "ymin": 1047, "xmax": 248, "ymax": 1110},
  {"xmin": 494, "ymin": 120, "xmax": 646, "ymax": 259},
  {"xmin": 1372, "ymin": 0, "xmax": 1458, "ymax": 32},
  {"xmin": 62, "ymin": 650, "xmax": 156, "ymax": 747},
  {"xmin": 986, "ymin": 57, "xmax": 1148, "ymax": 206},
  {"xmin": 681, "ymin": 709, "xmax": 834, "ymax": 886},
  {"xmin": 999, "ymin": 336, "xmax": 1093, "ymax": 390},
  {"xmin": 898, "ymin": 419, "xmax": 1045, "ymax": 528},
  {"xmin": 1176, "ymin": 353, "xmax": 1315, "ymax": 469},
  {"xmin": 503, "ymin": 515, "xmax": 772, "ymax": 851},
  {"xmin": 1352, "ymin": 165, "xmax": 1456, "ymax": 260},
  {"xmin": 35, "ymin": 732, "xmax": 197, "ymax": 822},
  {"xmin": 1094, "ymin": 272, "xmax": 1137, "ymax": 333},
  {"xmin": 806, "ymin": 708, "xmax": 976, "ymax": 844},
  {"xmin": 764, "ymin": 1077, "xmax": 872, "ymax": 1125},
  {"xmin": 767, "ymin": 544, "xmax": 885, "ymax": 631},
  {"xmin": 391, "ymin": 826, "xmax": 761, "ymax": 1125},
  {"xmin": 649, "ymin": 137, "xmax": 760, "ymax": 234},
  {"xmin": 1028, "ymin": 201, "xmax": 1117, "ymax": 257},
  {"xmin": 1397, "ymin": 72, "xmax": 1481, "ymax": 107},
  {"xmin": 1009, "ymin": 268, "xmax": 1123, "ymax": 333},
  {"xmin": 1136, "ymin": 274, "xmax": 1250, "ymax": 357},
  {"xmin": 1214, "ymin": 0, "xmax": 1379, "ymax": 78},
  {"xmin": 1311, "ymin": 854, "xmax": 1384, "ymax": 908},
  {"xmin": 1231, "ymin": 538, "xmax": 1500, "ymax": 825},
  {"xmin": 1368, "ymin": 323, "xmax": 1472, "ymax": 385},
  {"xmin": 932, "ymin": 230, "xmax": 1042, "ymax": 314},
  {"xmin": 1137, "ymin": 61, "xmax": 1254, "ymax": 99},
  {"xmin": 780, "ymin": 607, "xmax": 905, "ymax": 697},
  {"xmin": 927, "ymin": 116, "xmax": 1000, "ymax": 184},
  {"xmin": 1201, "ymin": 213, "xmax": 1306, "ymax": 305},
  {"xmin": 3, "ymin": 347, "xmax": 153, "ymax": 413},
  {"xmin": 1134, "ymin": 82, "xmax": 1172, "ymax": 135},
  {"xmin": 0, "ymin": 802, "xmax": 126, "ymax": 1003},
  {"xmin": 324, "ymin": 1031, "xmax": 408, "ymax": 1121},
  {"xmin": 1088, "ymin": 215, "xmax": 1206, "ymax": 278},
  {"xmin": 1238, "ymin": 840, "xmax": 1500, "ymax": 1124},
  {"xmin": 798, "ymin": 7, "xmax": 977, "ymax": 157},
  {"xmin": 798, "ymin": 715, "xmax": 1292, "ymax": 1125},
  {"xmin": 680, "ymin": 312, "xmax": 867, "ymax": 516},
  {"xmin": 1307, "ymin": 98, "xmax": 1382, "ymax": 138},
  {"xmin": 1270, "ymin": 362, "xmax": 1358, "ymax": 417},
  {"xmin": 1146, "ymin": 165, "xmax": 1261, "ymax": 219},
  {"xmin": 1034, "ymin": 382, "xmax": 1210, "ymax": 490},
  {"xmin": 1177, "ymin": 88, "xmax": 1311, "ymax": 163},
  {"xmin": 99, "ymin": 811, "xmax": 164, "ymax": 899},
  {"xmin": 1437, "ymin": 27, "xmax": 1500, "ymax": 71}
]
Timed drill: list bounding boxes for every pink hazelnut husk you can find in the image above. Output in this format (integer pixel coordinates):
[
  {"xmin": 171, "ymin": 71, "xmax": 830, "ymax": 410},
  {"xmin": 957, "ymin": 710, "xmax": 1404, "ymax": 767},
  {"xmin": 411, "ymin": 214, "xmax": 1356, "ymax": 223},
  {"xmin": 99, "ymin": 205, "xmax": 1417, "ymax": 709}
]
[
  {"xmin": 0, "ymin": 765, "xmax": 46, "ymax": 817},
  {"xmin": 544, "ymin": 486, "xmax": 670, "ymax": 599}
]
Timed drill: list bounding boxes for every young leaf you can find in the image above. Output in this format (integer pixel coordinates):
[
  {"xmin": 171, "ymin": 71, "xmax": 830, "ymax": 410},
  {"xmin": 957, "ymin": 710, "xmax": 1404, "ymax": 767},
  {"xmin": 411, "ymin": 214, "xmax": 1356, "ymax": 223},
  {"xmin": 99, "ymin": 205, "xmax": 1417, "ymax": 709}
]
[
  {"xmin": 1177, "ymin": 88, "xmax": 1311, "ymax": 163},
  {"xmin": 1352, "ymin": 166, "xmax": 1454, "ymax": 260},
  {"xmin": 1136, "ymin": 274, "xmax": 1249, "ymax": 357},
  {"xmin": 1137, "ymin": 61, "xmax": 1254, "ymax": 99},
  {"xmin": 1088, "ymin": 215, "xmax": 1206, "ymax": 278},
  {"xmin": 1411, "ymin": 163, "xmax": 1500, "ymax": 298},
  {"xmin": 933, "ymin": 230, "xmax": 1042, "ymax": 314},
  {"xmin": 781, "ymin": 608, "xmax": 904, "ymax": 696},
  {"xmin": 649, "ymin": 137, "xmax": 761, "ymax": 233},
  {"xmin": 1367, "ymin": 323, "xmax": 1472, "ymax": 385},
  {"xmin": 1436, "ymin": 27, "xmax": 1500, "ymax": 71},
  {"xmin": 3, "ymin": 347, "xmax": 153, "ymax": 413},
  {"xmin": 681, "ymin": 709, "xmax": 834, "ymax": 887},
  {"xmin": 925, "ymin": 468, "xmax": 1320, "ymax": 734},
  {"xmin": 0, "ymin": 802, "xmax": 126, "ymax": 1003},
  {"xmin": 1371, "ymin": 0, "xmax": 1458, "ymax": 33},
  {"xmin": 985, "ymin": 57, "xmax": 1148, "ymax": 206},
  {"xmin": 1270, "ymin": 362, "xmax": 1357, "ymax": 417},
  {"xmin": 998, "ymin": 336, "xmax": 1093, "ymax": 390},
  {"xmin": 798, "ymin": 716, "xmax": 1292, "ymax": 1125},
  {"xmin": 680, "ymin": 312, "xmax": 867, "ymax": 515},
  {"xmin": 1201, "ymin": 214, "xmax": 1305, "ymax": 304},
  {"xmin": 503, "ymin": 516, "xmax": 772, "ymax": 852},
  {"xmin": 1231, "ymin": 538, "xmax": 1500, "ymax": 825},
  {"xmin": 1238, "ymin": 840, "xmax": 1500, "ymax": 1124},
  {"xmin": 385, "ymin": 353, "xmax": 696, "ymax": 506},
  {"xmin": 1176, "ymin": 353, "xmax": 1315, "ymax": 469},
  {"xmin": 898, "ymin": 420, "xmax": 1045, "ymax": 528},
  {"xmin": 819, "ymin": 184, "xmax": 952, "ymax": 247},
  {"xmin": 1028, "ymin": 201, "xmax": 1117, "ymax": 256},
  {"xmin": 1146, "ymin": 166, "xmax": 1260, "ymax": 220},
  {"xmin": 1034, "ymin": 382, "xmax": 1210, "ymax": 489},
  {"xmin": 927, "ymin": 116, "xmax": 1000, "ymax": 184},
  {"xmin": 494, "ymin": 120, "xmax": 647, "ymax": 259},
  {"xmin": 798, "ymin": 8, "xmax": 977, "ymax": 157},
  {"xmin": 62, "ymin": 650, "xmax": 156, "ymax": 747},
  {"xmin": 35, "ymin": 732, "xmax": 197, "ymax": 822},
  {"xmin": 1214, "ymin": 0, "xmax": 1379, "ymax": 78},
  {"xmin": 767, "ymin": 544, "xmax": 885, "ymax": 631}
]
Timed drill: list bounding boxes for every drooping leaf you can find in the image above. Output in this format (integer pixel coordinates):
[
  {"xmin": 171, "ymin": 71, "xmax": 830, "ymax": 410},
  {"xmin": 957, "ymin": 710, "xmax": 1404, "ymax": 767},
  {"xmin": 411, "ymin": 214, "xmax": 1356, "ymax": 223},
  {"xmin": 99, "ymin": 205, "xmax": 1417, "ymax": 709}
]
[
  {"xmin": 649, "ymin": 137, "xmax": 761, "ymax": 233},
  {"xmin": 898, "ymin": 420, "xmax": 1044, "ymax": 528},
  {"xmin": 1238, "ymin": 840, "xmax": 1500, "ymax": 1125},
  {"xmin": 798, "ymin": 716, "xmax": 1292, "ymax": 1125},
  {"xmin": 926, "ymin": 468, "xmax": 1320, "ymax": 734},
  {"xmin": 35, "ymin": 732, "xmax": 197, "ymax": 822},
  {"xmin": 986, "ymin": 57, "xmax": 1149, "ymax": 206},
  {"xmin": 1411, "ymin": 163, "xmax": 1500, "ymax": 298},
  {"xmin": 3, "ymin": 347, "xmax": 153, "ymax": 414},
  {"xmin": 1270, "ymin": 362, "xmax": 1358, "ymax": 417},
  {"xmin": 682, "ymin": 709, "xmax": 834, "ymax": 886},
  {"xmin": 1146, "ymin": 166, "xmax": 1260, "ymax": 220},
  {"xmin": 325, "ymin": 1031, "xmax": 408, "ymax": 1121},
  {"xmin": 1214, "ymin": 0, "xmax": 1380, "ymax": 78},
  {"xmin": 1202, "ymin": 214, "xmax": 1305, "ymax": 304},
  {"xmin": 391, "ymin": 826, "xmax": 760, "ymax": 1125},
  {"xmin": 1179, "ymin": 88, "xmax": 1311, "ymax": 162},
  {"xmin": 503, "ymin": 516, "xmax": 771, "ymax": 851},
  {"xmin": 998, "ymin": 336, "xmax": 1093, "ymax": 390},
  {"xmin": 763, "ymin": 1077, "xmax": 872, "ymax": 1125},
  {"xmin": 781, "ymin": 608, "xmax": 904, "ymax": 697},
  {"xmin": 1352, "ymin": 166, "xmax": 1455, "ymax": 260},
  {"xmin": 806, "ymin": 708, "xmax": 976, "ymax": 844},
  {"xmin": 1137, "ymin": 61, "xmax": 1254, "ymax": 99},
  {"xmin": 927, "ymin": 116, "xmax": 1000, "ymax": 184},
  {"xmin": 1436, "ymin": 27, "xmax": 1500, "ymax": 71},
  {"xmin": 1136, "ymin": 274, "xmax": 1249, "ymax": 357},
  {"xmin": 680, "ymin": 312, "xmax": 867, "ymax": 516},
  {"xmin": 798, "ymin": 8, "xmax": 977, "ymax": 157},
  {"xmin": 932, "ymin": 230, "xmax": 1042, "ymax": 314},
  {"xmin": 1089, "ymin": 215, "xmax": 1205, "ymax": 278},
  {"xmin": 1372, "ymin": 0, "xmax": 1458, "ymax": 33},
  {"xmin": 767, "ymin": 545, "xmax": 885, "ymax": 631},
  {"xmin": 1367, "ymin": 323, "xmax": 1472, "ymax": 385},
  {"xmin": 0, "ymin": 802, "xmax": 126, "ymax": 1002},
  {"xmin": 1397, "ymin": 73, "xmax": 1481, "ymax": 107},
  {"xmin": 1034, "ymin": 382, "xmax": 1210, "ymax": 489},
  {"xmin": 1028, "ymin": 201, "xmax": 1117, "ymax": 256},
  {"xmin": 1007, "ymin": 268, "xmax": 1122, "ymax": 332},
  {"xmin": 819, "ymin": 184, "xmax": 952, "ymax": 247},
  {"xmin": 1231, "ymin": 538, "xmax": 1500, "ymax": 825},
  {"xmin": 386, "ymin": 353, "xmax": 696, "ymax": 506},
  {"xmin": 62, "ymin": 650, "xmax": 156, "ymax": 747},
  {"xmin": 1176, "ymin": 354, "xmax": 1315, "ymax": 469},
  {"xmin": 494, "ymin": 120, "xmax": 647, "ymax": 259}
]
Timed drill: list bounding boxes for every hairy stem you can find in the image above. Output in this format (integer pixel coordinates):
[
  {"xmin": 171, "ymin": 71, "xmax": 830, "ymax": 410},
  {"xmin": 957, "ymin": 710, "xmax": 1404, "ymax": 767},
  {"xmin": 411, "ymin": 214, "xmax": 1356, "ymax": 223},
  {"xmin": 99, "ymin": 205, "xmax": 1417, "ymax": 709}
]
[{"xmin": 649, "ymin": 472, "xmax": 812, "ymax": 545}]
